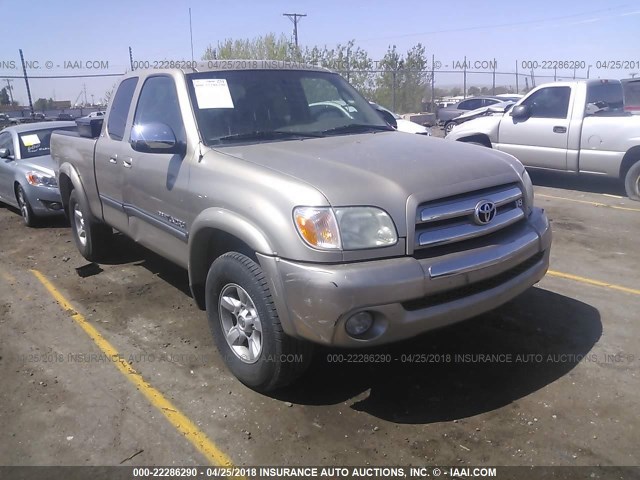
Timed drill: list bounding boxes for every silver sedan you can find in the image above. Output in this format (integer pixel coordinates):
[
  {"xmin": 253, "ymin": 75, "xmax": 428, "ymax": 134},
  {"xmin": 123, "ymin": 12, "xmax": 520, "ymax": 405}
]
[{"xmin": 0, "ymin": 121, "xmax": 75, "ymax": 226}]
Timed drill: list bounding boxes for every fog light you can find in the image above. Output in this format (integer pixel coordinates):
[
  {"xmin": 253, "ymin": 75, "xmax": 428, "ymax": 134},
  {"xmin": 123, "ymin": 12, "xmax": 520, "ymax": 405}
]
[{"xmin": 345, "ymin": 311, "xmax": 374, "ymax": 337}]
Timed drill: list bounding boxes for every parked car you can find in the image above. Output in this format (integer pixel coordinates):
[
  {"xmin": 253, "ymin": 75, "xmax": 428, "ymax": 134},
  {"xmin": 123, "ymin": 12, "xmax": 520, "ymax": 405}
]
[
  {"xmin": 57, "ymin": 113, "xmax": 75, "ymax": 121},
  {"xmin": 0, "ymin": 113, "xmax": 19, "ymax": 128},
  {"xmin": 446, "ymin": 79, "xmax": 640, "ymax": 200},
  {"xmin": 437, "ymin": 96, "xmax": 503, "ymax": 125},
  {"xmin": 622, "ymin": 78, "xmax": 640, "ymax": 113},
  {"xmin": 52, "ymin": 63, "xmax": 550, "ymax": 391},
  {"xmin": 444, "ymin": 101, "xmax": 516, "ymax": 136},
  {"xmin": 87, "ymin": 111, "xmax": 106, "ymax": 118},
  {"xmin": 0, "ymin": 121, "xmax": 75, "ymax": 226},
  {"xmin": 369, "ymin": 102, "xmax": 432, "ymax": 135}
]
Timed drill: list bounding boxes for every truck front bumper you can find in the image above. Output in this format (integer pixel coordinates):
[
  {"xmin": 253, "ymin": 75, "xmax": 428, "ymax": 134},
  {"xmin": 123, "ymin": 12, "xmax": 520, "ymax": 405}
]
[{"xmin": 258, "ymin": 207, "xmax": 551, "ymax": 348}]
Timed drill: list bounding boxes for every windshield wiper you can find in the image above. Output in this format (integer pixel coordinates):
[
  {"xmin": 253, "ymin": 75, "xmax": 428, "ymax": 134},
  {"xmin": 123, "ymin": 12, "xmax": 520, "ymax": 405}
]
[
  {"xmin": 321, "ymin": 124, "xmax": 394, "ymax": 135},
  {"xmin": 216, "ymin": 130, "xmax": 324, "ymax": 143}
]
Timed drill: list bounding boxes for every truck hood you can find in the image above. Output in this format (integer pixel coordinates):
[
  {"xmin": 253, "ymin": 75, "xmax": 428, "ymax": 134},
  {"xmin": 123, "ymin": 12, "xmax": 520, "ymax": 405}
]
[
  {"xmin": 215, "ymin": 132, "xmax": 523, "ymax": 235},
  {"xmin": 18, "ymin": 154, "xmax": 57, "ymax": 176}
]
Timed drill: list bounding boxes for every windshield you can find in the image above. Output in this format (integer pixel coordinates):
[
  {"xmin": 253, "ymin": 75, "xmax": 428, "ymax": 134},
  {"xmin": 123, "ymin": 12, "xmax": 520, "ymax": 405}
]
[
  {"xmin": 186, "ymin": 70, "xmax": 390, "ymax": 145},
  {"xmin": 18, "ymin": 127, "xmax": 75, "ymax": 159}
]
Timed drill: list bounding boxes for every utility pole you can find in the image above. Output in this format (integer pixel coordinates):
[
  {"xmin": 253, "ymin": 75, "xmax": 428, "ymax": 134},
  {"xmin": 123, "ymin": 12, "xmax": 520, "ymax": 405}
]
[
  {"xmin": 189, "ymin": 8, "xmax": 195, "ymax": 63},
  {"xmin": 83, "ymin": 84, "xmax": 88, "ymax": 105},
  {"xmin": 19, "ymin": 49, "xmax": 34, "ymax": 115},
  {"xmin": 4, "ymin": 79, "xmax": 14, "ymax": 103},
  {"xmin": 283, "ymin": 13, "xmax": 306, "ymax": 49}
]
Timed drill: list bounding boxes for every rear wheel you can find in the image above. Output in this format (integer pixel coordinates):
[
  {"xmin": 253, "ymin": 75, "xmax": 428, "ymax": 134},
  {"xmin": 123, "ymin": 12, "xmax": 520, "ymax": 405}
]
[
  {"xmin": 68, "ymin": 189, "xmax": 112, "ymax": 261},
  {"xmin": 16, "ymin": 185, "xmax": 36, "ymax": 227},
  {"xmin": 624, "ymin": 160, "xmax": 640, "ymax": 201},
  {"xmin": 205, "ymin": 252, "xmax": 313, "ymax": 392}
]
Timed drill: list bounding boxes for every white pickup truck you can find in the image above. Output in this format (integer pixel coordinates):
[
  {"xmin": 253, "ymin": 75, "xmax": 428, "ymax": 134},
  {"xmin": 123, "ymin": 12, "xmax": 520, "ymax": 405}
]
[{"xmin": 446, "ymin": 79, "xmax": 640, "ymax": 200}]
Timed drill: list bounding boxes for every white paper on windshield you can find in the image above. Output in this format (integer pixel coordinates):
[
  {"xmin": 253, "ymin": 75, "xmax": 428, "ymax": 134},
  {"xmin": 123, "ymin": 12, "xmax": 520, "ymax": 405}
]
[
  {"xmin": 21, "ymin": 134, "xmax": 41, "ymax": 147},
  {"xmin": 193, "ymin": 79, "xmax": 234, "ymax": 109}
]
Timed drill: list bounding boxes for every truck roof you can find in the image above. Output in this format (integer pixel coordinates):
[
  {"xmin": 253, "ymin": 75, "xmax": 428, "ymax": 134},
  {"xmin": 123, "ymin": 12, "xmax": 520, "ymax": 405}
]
[
  {"xmin": 122, "ymin": 60, "xmax": 332, "ymax": 80},
  {"xmin": 532, "ymin": 79, "xmax": 622, "ymax": 88}
]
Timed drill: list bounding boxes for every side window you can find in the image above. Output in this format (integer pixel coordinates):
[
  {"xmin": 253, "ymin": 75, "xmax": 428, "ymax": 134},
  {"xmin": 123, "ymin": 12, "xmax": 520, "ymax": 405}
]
[
  {"xmin": 521, "ymin": 87, "xmax": 571, "ymax": 119},
  {"xmin": 133, "ymin": 76, "xmax": 186, "ymax": 143},
  {"xmin": 483, "ymin": 99, "xmax": 499, "ymax": 106},
  {"xmin": 460, "ymin": 99, "xmax": 482, "ymax": 110},
  {"xmin": 0, "ymin": 133, "xmax": 12, "ymax": 156},
  {"xmin": 108, "ymin": 77, "xmax": 138, "ymax": 141}
]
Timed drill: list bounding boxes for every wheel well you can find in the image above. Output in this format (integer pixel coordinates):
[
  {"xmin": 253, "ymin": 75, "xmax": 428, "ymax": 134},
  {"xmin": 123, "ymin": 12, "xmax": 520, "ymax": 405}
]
[
  {"xmin": 189, "ymin": 228, "xmax": 256, "ymax": 310},
  {"xmin": 619, "ymin": 146, "xmax": 640, "ymax": 180},
  {"xmin": 58, "ymin": 173, "xmax": 74, "ymax": 215},
  {"xmin": 457, "ymin": 134, "xmax": 492, "ymax": 148}
]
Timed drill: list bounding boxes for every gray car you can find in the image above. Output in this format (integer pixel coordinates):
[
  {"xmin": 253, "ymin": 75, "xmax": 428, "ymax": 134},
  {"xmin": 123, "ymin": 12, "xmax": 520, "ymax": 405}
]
[
  {"xmin": 437, "ymin": 96, "xmax": 503, "ymax": 126},
  {"xmin": 0, "ymin": 121, "xmax": 75, "ymax": 226}
]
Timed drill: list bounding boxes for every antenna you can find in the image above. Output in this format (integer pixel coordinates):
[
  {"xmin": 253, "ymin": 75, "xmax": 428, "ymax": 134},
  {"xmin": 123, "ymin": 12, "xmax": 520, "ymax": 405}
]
[{"xmin": 189, "ymin": 8, "xmax": 195, "ymax": 63}]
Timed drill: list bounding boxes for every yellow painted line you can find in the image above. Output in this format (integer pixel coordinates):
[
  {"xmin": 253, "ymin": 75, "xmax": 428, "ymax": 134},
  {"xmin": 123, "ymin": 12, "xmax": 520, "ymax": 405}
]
[
  {"xmin": 538, "ymin": 193, "xmax": 640, "ymax": 213},
  {"xmin": 31, "ymin": 269, "xmax": 240, "ymax": 473},
  {"xmin": 548, "ymin": 270, "xmax": 640, "ymax": 296}
]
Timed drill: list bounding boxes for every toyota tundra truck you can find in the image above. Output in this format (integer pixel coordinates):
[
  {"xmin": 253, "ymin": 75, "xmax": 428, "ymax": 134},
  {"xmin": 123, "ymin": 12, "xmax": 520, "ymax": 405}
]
[
  {"xmin": 446, "ymin": 79, "xmax": 640, "ymax": 200},
  {"xmin": 51, "ymin": 62, "xmax": 551, "ymax": 391}
]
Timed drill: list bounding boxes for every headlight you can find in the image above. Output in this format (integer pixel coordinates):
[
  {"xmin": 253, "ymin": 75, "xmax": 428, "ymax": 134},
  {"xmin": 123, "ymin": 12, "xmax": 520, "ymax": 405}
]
[
  {"xmin": 335, "ymin": 207, "xmax": 398, "ymax": 249},
  {"xmin": 522, "ymin": 169, "xmax": 534, "ymax": 213},
  {"xmin": 26, "ymin": 171, "xmax": 57, "ymax": 187},
  {"xmin": 294, "ymin": 206, "xmax": 398, "ymax": 250},
  {"xmin": 293, "ymin": 207, "xmax": 341, "ymax": 250}
]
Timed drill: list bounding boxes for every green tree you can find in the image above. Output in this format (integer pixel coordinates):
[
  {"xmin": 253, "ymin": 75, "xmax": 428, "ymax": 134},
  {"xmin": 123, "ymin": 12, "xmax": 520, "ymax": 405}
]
[
  {"xmin": 372, "ymin": 44, "xmax": 430, "ymax": 113},
  {"xmin": 33, "ymin": 98, "xmax": 54, "ymax": 111},
  {"xmin": 0, "ymin": 88, "xmax": 9, "ymax": 105},
  {"xmin": 301, "ymin": 40, "xmax": 375, "ymax": 98},
  {"xmin": 203, "ymin": 33, "xmax": 297, "ymax": 61},
  {"xmin": 468, "ymin": 86, "xmax": 480, "ymax": 96}
]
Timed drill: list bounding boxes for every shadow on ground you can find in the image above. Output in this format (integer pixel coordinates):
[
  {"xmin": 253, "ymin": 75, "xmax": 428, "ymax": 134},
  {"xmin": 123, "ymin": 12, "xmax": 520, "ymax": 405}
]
[
  {"xmin": 529, "ymin": 170, "xmax": 625, "ymax": 197},
  {"xmin": 96, "ymin": 232, "xmax": 193, "ymax": 298},
  {"xmin": 275, "ymin": 287, "xmax": 602, "ymax": 424}
]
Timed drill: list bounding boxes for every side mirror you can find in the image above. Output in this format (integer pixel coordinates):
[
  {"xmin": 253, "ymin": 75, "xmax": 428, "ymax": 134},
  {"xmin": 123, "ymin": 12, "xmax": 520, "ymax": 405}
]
[
  {"xmin": 130, "ymin": 123, "xmax": 184, "ymax": 154},
  {"xmin": 510, "ymin": 104, "xmax": 531, "ymax": 119},
  {"xmin": 0, "ymin": 148, "xmax": 10, "ymax": 159},
  {"xmin": 373, "ymin": 106, "xmax": 398, "ymax": 129}
]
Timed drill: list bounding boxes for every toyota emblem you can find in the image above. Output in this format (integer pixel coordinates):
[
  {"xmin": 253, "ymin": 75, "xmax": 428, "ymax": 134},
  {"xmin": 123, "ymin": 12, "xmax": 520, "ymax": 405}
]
[{"xmin": 474, "ymin": 200, "xmax": 497, "ymax": 225}]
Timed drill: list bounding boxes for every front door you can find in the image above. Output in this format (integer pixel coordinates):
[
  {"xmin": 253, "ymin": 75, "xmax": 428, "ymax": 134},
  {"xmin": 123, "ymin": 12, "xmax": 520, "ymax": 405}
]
[{"xmin": 497, "ymin": 86, "xmax": 573, "ymax": 170}]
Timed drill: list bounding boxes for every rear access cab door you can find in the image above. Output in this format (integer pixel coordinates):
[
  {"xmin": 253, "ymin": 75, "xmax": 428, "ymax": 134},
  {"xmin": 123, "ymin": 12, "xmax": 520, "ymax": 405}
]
[{"xmin": 95, "ymin": 76, "xmax": 139, "ymax": 232}]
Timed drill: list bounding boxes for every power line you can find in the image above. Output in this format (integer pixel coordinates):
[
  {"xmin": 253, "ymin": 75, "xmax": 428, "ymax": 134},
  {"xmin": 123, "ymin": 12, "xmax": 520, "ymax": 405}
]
[
  {"xmin": 358, "ymin": 4, "xmax": 636, "ymax": 41},
  {"xmin": 283, "ymin": 13, "xmax": 307, "ymax": 49}
]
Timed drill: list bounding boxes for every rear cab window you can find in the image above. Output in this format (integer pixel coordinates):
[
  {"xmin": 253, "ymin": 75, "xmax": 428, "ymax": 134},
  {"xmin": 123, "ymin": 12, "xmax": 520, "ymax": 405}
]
[{"xmin": 107, "ymin": 77, "xmax": 139, "ymax": 141}]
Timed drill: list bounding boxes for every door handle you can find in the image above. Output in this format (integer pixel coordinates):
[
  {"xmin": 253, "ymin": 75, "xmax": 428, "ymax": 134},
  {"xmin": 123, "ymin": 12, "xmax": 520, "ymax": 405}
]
[
  {"xmin": 122, "ymin": 157, "xmax": 133, "ymax": 168},
  {"xmin": 109, "ymin": 155, "xmax": 118, "ymax": 164},
  {"xmin": 553, "ymin": 126, "xmax": 567, "ymax": 134}
]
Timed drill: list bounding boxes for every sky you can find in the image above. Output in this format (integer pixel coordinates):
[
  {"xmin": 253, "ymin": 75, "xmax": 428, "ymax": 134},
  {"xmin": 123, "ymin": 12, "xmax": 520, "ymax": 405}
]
[{"xmin": 1, "ymin": 0, "xmax": 639, "ymax": 106}]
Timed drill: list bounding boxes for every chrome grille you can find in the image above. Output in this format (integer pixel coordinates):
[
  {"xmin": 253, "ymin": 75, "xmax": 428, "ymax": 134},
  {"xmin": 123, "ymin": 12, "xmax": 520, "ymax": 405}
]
[{"xmin": 415, "ymin": 183, "xmax": 524, "ymax": 250}]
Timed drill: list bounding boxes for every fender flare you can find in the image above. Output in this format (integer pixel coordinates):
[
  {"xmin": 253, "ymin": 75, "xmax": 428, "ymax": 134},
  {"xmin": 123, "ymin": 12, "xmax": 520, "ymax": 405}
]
[{"xmin": 57, "ymin": 162, "xmax": 92, "ymax": 218}]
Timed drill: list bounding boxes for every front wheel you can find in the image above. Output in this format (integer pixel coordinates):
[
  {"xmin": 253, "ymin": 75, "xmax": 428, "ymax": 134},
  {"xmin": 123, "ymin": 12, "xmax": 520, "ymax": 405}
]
[
  {"xmin": 624, "ymin": 160, "xmax": 640, "ymax": 201},
  {"xmin": 205, "ymin": 252, "xmax": 313, "ymax": 392},
  {"xmin": 444, "ymin": 122, "xmax": 455, "ymax": 136},
  {"xmin": 68, "ymin": 189, "xmax": 112, "ymax": 261},
  {"xmin": 16, "ymin": 185, "xmax": 36, "ymax": 227}
]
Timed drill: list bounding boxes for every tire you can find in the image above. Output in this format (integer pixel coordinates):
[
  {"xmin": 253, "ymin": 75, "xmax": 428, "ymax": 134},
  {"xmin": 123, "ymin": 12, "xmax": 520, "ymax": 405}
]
[
  {"xmin": 624, "ymin": 160, "xmax": 640, "ymax": 201},
  {"xmin": 68, "ymin": 189, "xmax": 112, "ymax": 261},
  {"xmin": 444, "ymin": 122, "xmax": 455, "ymax": 136},
  {"xmin": 205, "ymin": 252, "xmax": 313, "ymax": 392},
  {"xmin": 16, "ymin": 185, "xmax": 37, "ymax": 227}
]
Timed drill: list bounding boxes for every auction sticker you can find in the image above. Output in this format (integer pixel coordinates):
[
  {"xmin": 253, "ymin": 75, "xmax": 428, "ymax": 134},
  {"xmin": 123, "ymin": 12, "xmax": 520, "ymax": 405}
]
[{"xmin": 193, "ymin": 78, "xmax": 234, "ymax": 109}]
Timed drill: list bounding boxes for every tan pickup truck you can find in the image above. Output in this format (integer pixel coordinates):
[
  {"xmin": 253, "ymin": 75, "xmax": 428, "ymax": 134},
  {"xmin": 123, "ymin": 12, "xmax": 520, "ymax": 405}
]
[{"xmin": 51, "ymin": 61, "xmax": 551, "ymax": 391}]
